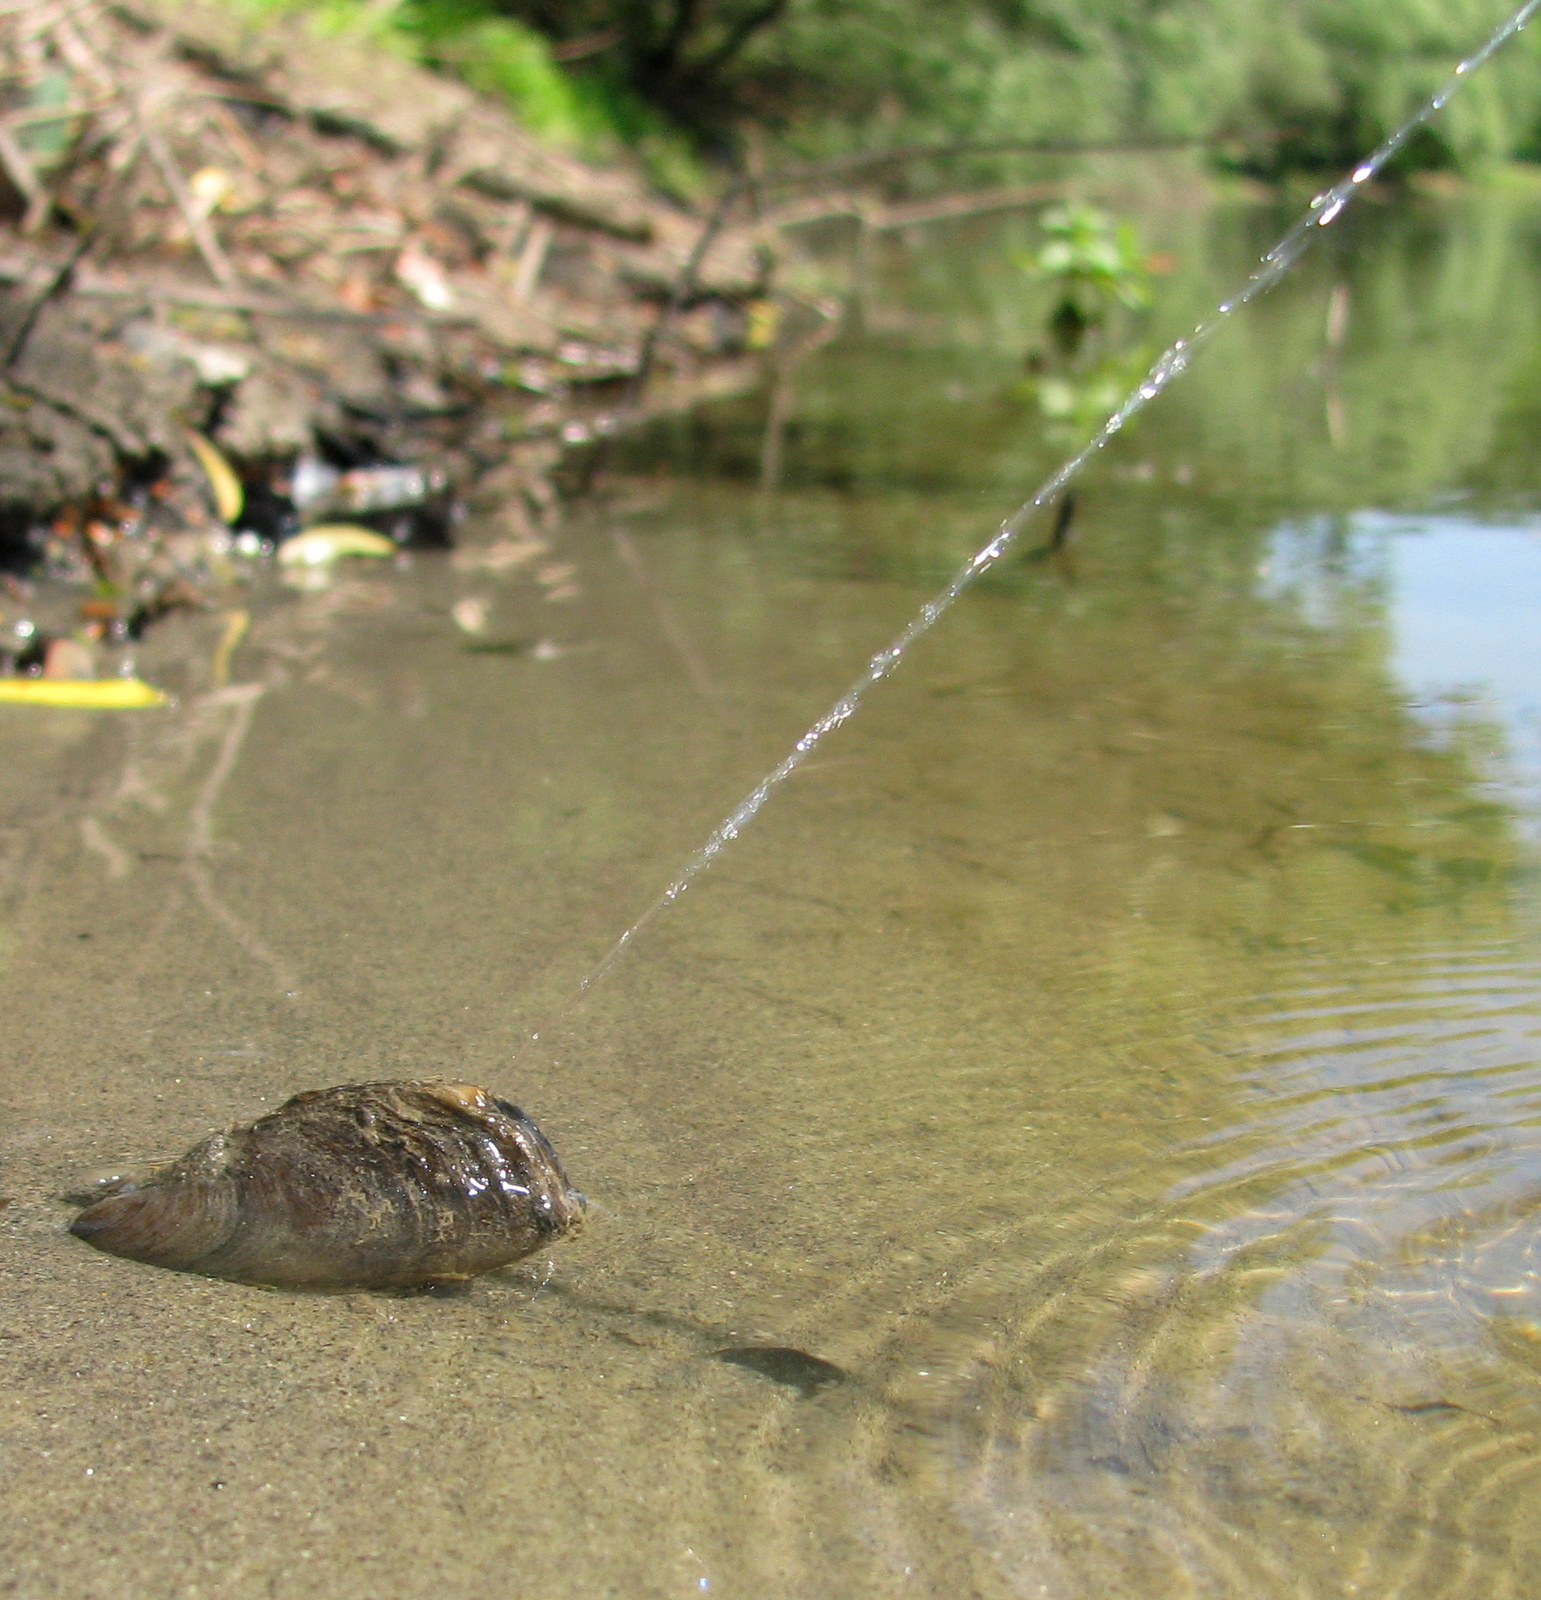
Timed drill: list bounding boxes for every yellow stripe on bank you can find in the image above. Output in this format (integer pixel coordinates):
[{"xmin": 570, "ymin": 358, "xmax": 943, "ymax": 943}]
[{"xmin": 0, "ymin": 678, "xmax": 168, "ymax": 708}]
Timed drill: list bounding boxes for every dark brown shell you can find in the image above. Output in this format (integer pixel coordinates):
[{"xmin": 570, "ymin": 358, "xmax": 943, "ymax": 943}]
[{"xmin": 69, "ymin": 1081, "xmax": 584, "ymax": 1289}]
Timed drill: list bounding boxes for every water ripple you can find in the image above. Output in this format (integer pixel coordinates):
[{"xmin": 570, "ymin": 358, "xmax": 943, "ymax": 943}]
[{"xmin": 682, "ymin": 931, "xmax": 1541, "ymax": 1597}]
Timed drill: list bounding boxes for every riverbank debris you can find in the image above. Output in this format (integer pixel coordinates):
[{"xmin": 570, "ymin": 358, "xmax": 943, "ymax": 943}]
[{"xmin": 0, "ymin": 0, "xmax": 771, "ymax": 673}]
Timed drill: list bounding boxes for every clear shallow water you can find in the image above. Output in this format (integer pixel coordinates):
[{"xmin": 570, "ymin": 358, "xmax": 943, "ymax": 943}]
[{"xmin": 7, "ymin": 186, "xmax": 1541, "ymax": 1598}]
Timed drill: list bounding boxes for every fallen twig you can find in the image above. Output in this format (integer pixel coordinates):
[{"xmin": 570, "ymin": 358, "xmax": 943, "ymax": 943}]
[
  {"xmin": 129, "ymin": 90, "xmax": 237, "ymax": 288},
  {"xmin": 3, "ymin": 219, "xmax": 92, "ymax": 364}
]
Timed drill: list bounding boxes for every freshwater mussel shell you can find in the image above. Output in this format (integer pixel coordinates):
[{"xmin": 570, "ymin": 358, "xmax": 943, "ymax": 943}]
[{"xmin": 68, "ymin": 1080, "xmax": 584, "ymax": 1289}]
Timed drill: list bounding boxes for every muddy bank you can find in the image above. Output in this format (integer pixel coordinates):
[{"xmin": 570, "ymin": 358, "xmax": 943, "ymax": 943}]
[{"xmin": 0, "ymin": 0, "xmax": 770, "ymax": 670}]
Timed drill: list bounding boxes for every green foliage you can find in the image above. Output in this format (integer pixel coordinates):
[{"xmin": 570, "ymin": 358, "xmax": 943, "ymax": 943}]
[
  {"xmin": 1018, "ymin": 204, "xmax": 1152, "ymax": 437},
  {"xmin": 216, "ymin": 0, "xmax": 644, "ymax": 158},
  {"xmin": 222, "ymin": 0, "xmax": 1541, "ymax": 178},
  {"xmin": 1237, "ymin": 0, "xmax": 1541, "ymax": 173},
  {"xmin": 738, "ymin": 0, "xmax": 1541, "ymax": 171},
  {"xmin": 397, "ymin": 2, "xmax": 598, "ymax": 145},
  {"xmin": 1033, "ymin": 204, "xmax": 1150, "ymax": 315}
]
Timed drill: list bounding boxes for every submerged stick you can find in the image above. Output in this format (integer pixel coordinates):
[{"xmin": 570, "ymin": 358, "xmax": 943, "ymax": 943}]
[
  {"xmin": 1046, "ymin": 493, "xmax": 1076, "ymax": 555},
  {"xmin": 558, "ymin": 0, "xmax": 1541, "ymax": 1008}
]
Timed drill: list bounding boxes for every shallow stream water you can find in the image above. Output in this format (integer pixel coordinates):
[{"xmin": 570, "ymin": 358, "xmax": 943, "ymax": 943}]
[{"xmin": 8, "ymin": 182, "xmax": 1541, "ymax": 1598}]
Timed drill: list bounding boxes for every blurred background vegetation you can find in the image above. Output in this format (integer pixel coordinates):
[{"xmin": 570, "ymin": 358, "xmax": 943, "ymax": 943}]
[{"xmin": 240, "ymin": 0, "xmax": 1541, "ymax": 185}]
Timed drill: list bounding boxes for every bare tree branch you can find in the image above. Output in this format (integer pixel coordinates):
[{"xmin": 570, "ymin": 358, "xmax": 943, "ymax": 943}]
[
  {"xmin": 131, "ymin": 89, "xmax": 238, "ymax": 288},
  {"xmin": 683, "ymin": 0, "xmax": 788, "ymax": 85},
  {"xmin": 650, "ymin": 0, "xmax": 703, "ymax": 78}
]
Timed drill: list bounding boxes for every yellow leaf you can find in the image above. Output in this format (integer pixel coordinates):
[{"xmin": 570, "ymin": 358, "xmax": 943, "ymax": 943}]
[
  {"xmin": 745, "ymin": 298, "xmax": 780, "ymax": 350},
  {"xmin": 0, "ymin": 678, "xmax": 168, "ymax": 708},
  {"xmin": 278, "ymin": 525, "xmax": 397, "ymax": 566},
  {"xmin": 186, "ymin": 429, "xmax": 244, "ymax": 524}
]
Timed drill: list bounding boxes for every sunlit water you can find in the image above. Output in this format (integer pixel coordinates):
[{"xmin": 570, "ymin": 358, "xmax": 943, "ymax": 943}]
[
  {"xmin": 1273, "ymin": 511, "xmax": 1541, "ymax": 820},
  {"xmin": 6, "ymin": 184, "xmax": 1541, "ymax": 1598}
]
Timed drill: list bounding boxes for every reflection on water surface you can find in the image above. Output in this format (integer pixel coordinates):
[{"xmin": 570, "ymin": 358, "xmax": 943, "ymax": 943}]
[{"xmin": 5, "ymin": 188, "xmax": 1541, "ymax": 1598}]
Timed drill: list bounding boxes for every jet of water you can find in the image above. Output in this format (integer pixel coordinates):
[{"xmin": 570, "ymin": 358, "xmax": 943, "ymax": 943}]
[{"xmin": 565, "ymin": 0, "xmax": 1541, "ymax": 1007}]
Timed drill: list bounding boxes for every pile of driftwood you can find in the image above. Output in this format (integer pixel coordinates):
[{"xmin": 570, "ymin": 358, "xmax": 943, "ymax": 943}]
[{"xmin": 0, "ymin": 0, "xmax": 770, "ymax": 661}]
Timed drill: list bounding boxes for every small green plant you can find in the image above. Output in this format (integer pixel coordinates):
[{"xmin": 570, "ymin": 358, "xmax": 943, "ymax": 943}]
[
  {"xmin": 1030, "ymin": 203, "xmax": 1150, "ymax": 357},
  {"xmin": 396, "ymin": 1, "xmax": 597, "ymax": 146}
]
